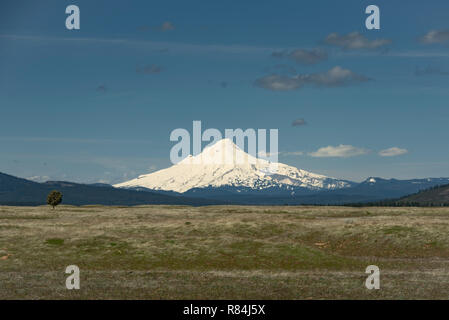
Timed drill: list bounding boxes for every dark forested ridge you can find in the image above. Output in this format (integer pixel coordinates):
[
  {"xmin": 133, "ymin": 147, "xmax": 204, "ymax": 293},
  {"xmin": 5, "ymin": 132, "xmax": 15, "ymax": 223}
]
[{"xmin": 0, "ymin": 172, "xmax": 226, "ymax": 206}]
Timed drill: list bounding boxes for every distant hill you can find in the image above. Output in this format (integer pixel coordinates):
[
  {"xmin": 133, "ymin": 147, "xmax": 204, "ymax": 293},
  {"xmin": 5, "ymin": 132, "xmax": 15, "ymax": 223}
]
[
  {"xmin": 172, "ymin": 177, "xmax": 449, "ymax": 205},
  {"xmin": 299, "ymin": 177, "xmax": 449, "ymax": 205},
  {"xmin": 396, "ymin": 184, "xmax": 449, "ymax": 206},
  {"xmin": 346, "ymin": 183, "xmax": 449, "ymax": 207},
  {"xmin": 0, "ymin": 172, "xmax": 226, "ymax": 206}
]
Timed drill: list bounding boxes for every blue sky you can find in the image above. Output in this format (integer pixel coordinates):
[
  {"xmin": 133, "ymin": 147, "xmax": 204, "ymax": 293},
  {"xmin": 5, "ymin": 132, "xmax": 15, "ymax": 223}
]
[{"xmin": 1, "ymin": 0, "xmax": 449, "ymax": 183}]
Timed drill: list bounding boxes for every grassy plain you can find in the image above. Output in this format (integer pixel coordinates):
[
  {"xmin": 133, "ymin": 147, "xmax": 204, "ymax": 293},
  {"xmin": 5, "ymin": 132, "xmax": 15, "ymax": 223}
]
[{"xmin": 0, "ymin": 205, "xmax": 448, "ymax": 299}]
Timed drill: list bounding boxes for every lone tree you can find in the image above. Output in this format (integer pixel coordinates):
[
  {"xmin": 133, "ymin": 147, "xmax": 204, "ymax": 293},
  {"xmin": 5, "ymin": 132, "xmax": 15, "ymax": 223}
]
[{"xmin": 47, "ymin": 190, "xmax": 63, "ymax": 209}]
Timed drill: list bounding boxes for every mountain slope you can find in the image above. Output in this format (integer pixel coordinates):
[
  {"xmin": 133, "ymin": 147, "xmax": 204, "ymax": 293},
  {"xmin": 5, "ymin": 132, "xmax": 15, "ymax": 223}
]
[
  {"xmin": 114, "ymin": 138, "xmax": 353, "ymax": 193},
  {"xmin": 396, "ymin": 184, "xmax": 449, "ymax": 206},
  {"xmin": 0, "ymin": 172, "xmax": 226, "ymax": 206},
  {"xmin": 322, "ymin": 177, "xmax": 449, "ymax": 200}
]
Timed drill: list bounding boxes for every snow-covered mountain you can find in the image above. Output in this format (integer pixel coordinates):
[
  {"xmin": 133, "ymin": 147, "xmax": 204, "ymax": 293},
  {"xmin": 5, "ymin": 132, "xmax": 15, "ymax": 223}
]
[{"xmin": 114, "ymin": 138, "xmax": 353, "ymax": 193}]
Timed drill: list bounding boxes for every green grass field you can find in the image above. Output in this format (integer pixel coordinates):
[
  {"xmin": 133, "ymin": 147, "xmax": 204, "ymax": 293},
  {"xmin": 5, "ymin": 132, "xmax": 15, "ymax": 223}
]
[{"xmin": 1, "ymin": 205, "xmax": 448, "ymax": 299}]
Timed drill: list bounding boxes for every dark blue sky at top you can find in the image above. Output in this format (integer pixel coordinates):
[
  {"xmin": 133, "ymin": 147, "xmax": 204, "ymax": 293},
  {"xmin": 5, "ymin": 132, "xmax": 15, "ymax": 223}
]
[{"xmin": 0, "ymin": 0, "xmax": 448, "ymax": 183}]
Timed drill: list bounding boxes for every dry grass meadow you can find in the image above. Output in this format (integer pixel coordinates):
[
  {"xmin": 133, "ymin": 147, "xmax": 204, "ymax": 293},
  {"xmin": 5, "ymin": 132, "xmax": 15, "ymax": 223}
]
[{"xmin": 0, "ymin": 205, "xmax": 448, "ymax": 299}]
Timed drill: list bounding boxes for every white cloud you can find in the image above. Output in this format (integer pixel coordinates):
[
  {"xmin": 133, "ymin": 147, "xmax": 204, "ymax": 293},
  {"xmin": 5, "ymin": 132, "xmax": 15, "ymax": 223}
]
[
  {"xmin": 419, "ymin": 30, "xmax": 449, "ymax": 44},
  {"xmin": 309, "ymin": 145, "xmax": 368, "ymax": 158},
  {"xmin": 255, "ymin": 66, "xmax": 370, "ymax": 91},
  {"xmin": 255, "ymin": 74, "xmax": 302, "ymax": 91},
  {"xmin": 325, "ymin": 32, "xmax": 391, "ymax": 50},
  {"xmin": 379, "ymin": 147, "xmax": 408, "ymax": 157}
]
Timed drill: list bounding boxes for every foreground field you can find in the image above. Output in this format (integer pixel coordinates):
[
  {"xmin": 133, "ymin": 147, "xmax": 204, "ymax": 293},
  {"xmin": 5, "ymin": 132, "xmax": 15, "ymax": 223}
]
[{"xmin": 1, "ymin": 205, "xmax": 448, "ymax": 299}]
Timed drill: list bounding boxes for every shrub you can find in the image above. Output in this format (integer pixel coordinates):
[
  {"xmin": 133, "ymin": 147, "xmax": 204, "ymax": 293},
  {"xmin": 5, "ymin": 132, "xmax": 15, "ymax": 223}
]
[{"xmin": 47, "ymin": 190, "xmax": 63, "ymax": 209}]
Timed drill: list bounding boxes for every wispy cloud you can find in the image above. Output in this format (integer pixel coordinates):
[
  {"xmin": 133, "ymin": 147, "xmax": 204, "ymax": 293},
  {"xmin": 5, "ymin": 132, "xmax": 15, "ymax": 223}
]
[
  {"xmin": 292, "ymin": 118, "xmax": 307, "ymax": 126},
  {"xmin": 255, "ymin": 66, "xmax": 370, "ymax": 91},
  {"xmin": 4, "ymin": 33, "xmax": 448, "ymax": 58},
  {"xmin": 0, "ymin": 34, "xmax": 129, "ymax": 44},
  {"xmin": 414, "ymin": 65, "xmax": 449, "ymax": 76},
  {"xmin": 258, "ymin": 150, "xmax": 304, "ymax": 158},
  {"xmin": 138, "ymin": 21, "xmax": 175, "ymax": 32},
  {"xmin": 96, "ymin": 85, "xmax": 107, "ymax": 93},
  {"xmin": 136, "ymin": 64, "xmax": 163, "ymax": 74},
  {"xmin": 282, "ymin": 151, "xmax": 304, "ymax": 156},
  {"xmin": 272, "ymin": 48, "xmax": 328, "ymax": 65},
  {"xmin": 0, "ymin": 34, "xmax": 277, "ymax": 55},
  {"xmin": 325, "ymin": 32, "xmax": 391, "ymax": 50},
  {"xmin": 383, "ymin": 51, "xmax": 449, "ymax": 58},
  {"xmin": 309, "ymin": 145, "xmax": 369, "ymax": 158},
  {"xmin": 160, "ymin": 21, "xmax": 175, "ymax": 31},
  {"xmin": 379, "ymin": 147, "xmax": 408, "ymax": 157},
  {"xmin": 0, "ymin": 136, "xmax": 151, "ymax": 144},
  {"xmin": 264, "ymin": 64, "xmax": 297, "ymax": 75},
  {"xmin": 255, "ymin": 74, "xmax": 302, "ymax": 91},
  {"xmin": 419, "ymin": 30, "xmax": 449, "ymax": 44}
]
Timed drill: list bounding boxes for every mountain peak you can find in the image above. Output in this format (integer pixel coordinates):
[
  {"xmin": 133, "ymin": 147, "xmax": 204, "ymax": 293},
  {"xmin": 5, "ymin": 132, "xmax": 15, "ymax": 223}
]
[
  {"xmin": 180, "ymin": 138, "xmax": 260, "ymax": 166},
  {"xmin": 210, "ymin": 138, "xmax": 238, "ymax": 148},
  {"xmin": 114, "ymin": 139, "xmax": 352, "ymax": 193}
]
